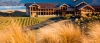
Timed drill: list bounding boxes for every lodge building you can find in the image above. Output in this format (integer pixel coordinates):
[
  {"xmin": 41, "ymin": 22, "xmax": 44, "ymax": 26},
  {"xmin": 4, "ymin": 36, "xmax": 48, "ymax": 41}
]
[{"xmin": 25, "ymin": 1, "xmax": 100, "ymax": 17}]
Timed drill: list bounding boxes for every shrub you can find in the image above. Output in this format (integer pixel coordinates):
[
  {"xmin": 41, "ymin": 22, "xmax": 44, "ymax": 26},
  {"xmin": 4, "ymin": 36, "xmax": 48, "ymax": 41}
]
[{"xmin": 64, "ymin": 14, "xmax": 72, "ymax": 19}]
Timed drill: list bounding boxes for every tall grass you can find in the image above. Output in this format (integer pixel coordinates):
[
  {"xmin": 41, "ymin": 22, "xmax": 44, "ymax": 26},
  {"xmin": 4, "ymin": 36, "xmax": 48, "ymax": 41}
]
[
  {"xmin": 36, "ymin": 20, "xmax": 82, "ymax": 43},
  {"xmin": 36, "ymin": 20, "xmax": 100, "ymax": 43},
  {"xmin": 81, "ymin": 21, "xmax": 100, "ymax": 43},
  {"xmin": 1, "ymin": 19, "xmax": 100, "ymax": 43},
  {"xmin": 0, "ymin": 20, "xmax": 36, "ymax": 43}
]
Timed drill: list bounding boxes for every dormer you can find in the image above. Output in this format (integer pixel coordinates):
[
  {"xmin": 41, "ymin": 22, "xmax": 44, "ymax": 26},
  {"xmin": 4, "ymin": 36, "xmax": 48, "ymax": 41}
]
[
  {"xmin": 29, "ymin": 2, "xmax": 40, "ymax": 8},
  {"xmin": 60, "ymin": 3, "xmax": 70, "ymax": 10}
]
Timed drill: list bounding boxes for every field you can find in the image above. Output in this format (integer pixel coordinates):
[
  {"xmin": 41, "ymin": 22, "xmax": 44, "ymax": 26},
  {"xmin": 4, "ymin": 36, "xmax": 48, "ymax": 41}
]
[
  {"xmin": 0, "ymin": 17, "xmax": 57, "ymax": 30},
  {"xmin": 0, "ymin": 17, "xmax": 100, "ymax": 43},
  {"xmin": 0, "ymin": 17, "xmax": 42, "ymax": 29}
]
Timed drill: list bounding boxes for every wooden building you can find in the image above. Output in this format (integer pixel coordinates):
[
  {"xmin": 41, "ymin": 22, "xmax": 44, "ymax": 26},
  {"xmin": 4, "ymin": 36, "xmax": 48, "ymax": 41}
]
[
  {"xmin": 93, "ymin": 6, "xmax": 100, "ymax": 14},
  {"xmin": 25, "ymin": 1, "xmax": 100, "ymax": 17},
  {"xmin": 75, "ymin": 2, "xmax": 95, "ymax": 17},
  {"xmin": 25, "ymin": 3, "xmax": 70, "ymax": 17}
]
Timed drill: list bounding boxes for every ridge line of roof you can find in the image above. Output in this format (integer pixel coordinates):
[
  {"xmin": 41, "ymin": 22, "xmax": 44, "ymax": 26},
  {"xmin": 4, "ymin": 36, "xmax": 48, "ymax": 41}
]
[{"xmin": 25, "ymin": 2, "xmax": 64, "ymax": 4}]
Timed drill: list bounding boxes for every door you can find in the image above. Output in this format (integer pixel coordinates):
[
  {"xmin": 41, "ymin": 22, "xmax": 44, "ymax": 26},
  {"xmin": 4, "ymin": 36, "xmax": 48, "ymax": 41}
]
[
  {"xmin": 62, "ymin": 11, "xmax": 66, "ymax": 16},
  {"xmin": 31, "ymin": 12, "xmax": 36, "ymax": 17}
]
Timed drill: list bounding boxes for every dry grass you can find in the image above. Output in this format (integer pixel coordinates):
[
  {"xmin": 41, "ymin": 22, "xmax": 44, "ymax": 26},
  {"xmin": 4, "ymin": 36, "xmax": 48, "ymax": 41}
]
[
  {"xmin": 0, "ymin": 19, "xmax": 100, "ymax": 43},
  {"xmin": 36, "ymin": 20, "xmax": 82, "ymax": 43},
  {"xmin": 0, "ymin": 20, "xmax": 36, "ymax": 43},
  {"xmin": 36, "ymin": 20, "xmax": 100, "ymax": 43},
  {"xmin": 81, "ymin": 21, "xmax": 100, "ymax": 43}
]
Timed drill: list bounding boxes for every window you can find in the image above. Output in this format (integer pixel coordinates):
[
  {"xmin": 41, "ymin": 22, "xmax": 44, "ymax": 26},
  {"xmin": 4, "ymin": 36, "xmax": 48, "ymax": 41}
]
[
  {"xmin": 33, "ymin": 7, "xmax": 35, "ymax": 11},
  {"xmin": 41, "ymin": 9, "xmax": 43, "ymax": 11}
]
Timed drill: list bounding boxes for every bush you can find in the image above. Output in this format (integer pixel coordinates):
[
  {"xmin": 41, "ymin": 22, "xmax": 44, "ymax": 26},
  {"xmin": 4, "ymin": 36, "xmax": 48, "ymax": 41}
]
[{"xmin": 64, "ymin": 14, "xmax": 72, "ymax": 19}]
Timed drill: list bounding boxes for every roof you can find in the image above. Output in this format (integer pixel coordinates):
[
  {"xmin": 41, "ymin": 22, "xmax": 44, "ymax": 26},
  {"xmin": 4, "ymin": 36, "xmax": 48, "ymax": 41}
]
[
  {"xmin": 77, "ymin": 5, "xmax": 95, "ymax": 10},
  {"xmin": 92, "ymin": 6, "xmax": 100, "ymax": 9},
  {"xmin": 25, "ymin": 1, "xmax": 100, "ymax": 8},
  {"xmin": 25, "ymin": 3, "xmax": 33, "ymax": 6},
  {"xmin": 25, "ymin": 3, "xmax": 70, "ymax": 8},
  {"xmin": 31, "ymin": 3, "xmax": 57, "ymax": 8},
  {"xmin": 77, "ymin": 4, "xmax": 87, "ymax": 10}
]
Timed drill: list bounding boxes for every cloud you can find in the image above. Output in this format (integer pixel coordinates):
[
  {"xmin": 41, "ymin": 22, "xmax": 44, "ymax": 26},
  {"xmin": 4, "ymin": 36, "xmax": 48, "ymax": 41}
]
[
  {"xmin": 0, "ymin": 0, "xmax": 21, "ymax": 3},
  {"xmin": 0, "ymin": 6, "xmax": 26, "ymax": 10},
  {"xmin": 92, "ymin": 0, "xmax": 100, "ymax": 4}
]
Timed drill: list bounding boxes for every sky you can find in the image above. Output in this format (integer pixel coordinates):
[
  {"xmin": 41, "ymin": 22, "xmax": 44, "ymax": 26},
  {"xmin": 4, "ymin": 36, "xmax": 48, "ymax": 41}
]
[
  {"xmin": 0, "ymin": 0, "xmax": 99, "ymax": 4},
  {"xmin": 21, "ymin": 0, "xmax": 72, "ymax": 3},
  {"xmin": 0, "ymin": 0, "xmax": 100, "ymax": 10},
  {"xmin": 20, "ymin": 0, "xmax": 99, "ymax": 4},
  {"xmin": 0, "ymin": 6, "xmax": 25, "ymax": 10}
]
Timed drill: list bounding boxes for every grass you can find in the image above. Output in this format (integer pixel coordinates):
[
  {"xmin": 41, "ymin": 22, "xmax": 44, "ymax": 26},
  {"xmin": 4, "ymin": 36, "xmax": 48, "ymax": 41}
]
[
  {"xmin": 0, "ymin": 17, "xmax": 41, "ymax": 30},
  {"xmin": 36, "ymin": 17, "xmax": 57, "ymax": 22},
  {"xmin": 0, "ymin": 20, "xmax": 36, "ymax": 43},
  {"xmin": 36, "ymin": 20, "xmax": 100, "ymax": 43},
  {"xmin": 0, "ymin": 17, "xmax": 100, "ymax": 43},
  {"xmin": 36, "ymin": 20, "xmax": 82, "ymax": 43}
]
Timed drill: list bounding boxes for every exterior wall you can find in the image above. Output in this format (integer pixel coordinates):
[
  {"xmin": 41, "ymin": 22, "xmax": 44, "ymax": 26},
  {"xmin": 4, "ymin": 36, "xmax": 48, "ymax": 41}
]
[
  {"xmin": 26, "ymin": 6, "xmax": 30, "ymax": 16},
  {"xmin": 80, "ymin": 9, "xmax": 93, "ymax": 17},
  {"xmin": 37, "ymin": 15, "xmax": 57, "ymax": 17},
  {"xmin": 26, "ymin": 9, "xmax": 29, "ymax": 15},
  {"xmin": 25, "ymin": 3, "xmax": 97, "ymax": 17},
  {"xmin": 31, "ymin": 12, "xmax": 37, "ymax": 17},
  {"xmin": 28, "ymin": 4, "xmax": 71, "ymax": 17},
  {"xmin": 94, "ymin": 7, "xmax": 100, "ymax": 14}
]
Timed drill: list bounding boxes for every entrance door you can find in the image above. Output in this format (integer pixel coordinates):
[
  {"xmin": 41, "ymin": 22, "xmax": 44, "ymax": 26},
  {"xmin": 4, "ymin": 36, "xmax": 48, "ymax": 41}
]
[
  {"xmin": 62, "ymin": 11, "xmax": 66, "ymax": 16},
  {"xmin": 31, "ymin": 12, "xmax": 36, "ymax": 17}
]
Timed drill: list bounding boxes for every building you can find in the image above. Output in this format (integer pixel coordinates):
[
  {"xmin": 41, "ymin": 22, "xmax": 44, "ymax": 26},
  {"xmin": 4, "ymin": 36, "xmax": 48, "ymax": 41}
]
[{"xmin": 25, "ymin": 1, "xmax": 100, "ymax": 17}]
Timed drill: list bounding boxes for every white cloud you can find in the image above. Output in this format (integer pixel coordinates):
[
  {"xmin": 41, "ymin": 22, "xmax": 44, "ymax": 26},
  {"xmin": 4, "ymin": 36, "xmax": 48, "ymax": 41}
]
[
  {"xmin": 0, "ymin": 6, "xmax": 26, "ymax": 10},
  {"xmin": 0, "ymin": 0, "xmax": 21, "ymax": 3},
  {"xmin": 92, "ymin": 0, "xmax": 100, "ymax": 4}
]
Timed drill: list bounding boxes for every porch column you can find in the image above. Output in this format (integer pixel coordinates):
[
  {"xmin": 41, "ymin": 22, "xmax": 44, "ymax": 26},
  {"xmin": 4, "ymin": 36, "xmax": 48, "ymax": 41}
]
[{"xmin": 39, "ymin": 9, "xmax": 41, "ymax": 15}]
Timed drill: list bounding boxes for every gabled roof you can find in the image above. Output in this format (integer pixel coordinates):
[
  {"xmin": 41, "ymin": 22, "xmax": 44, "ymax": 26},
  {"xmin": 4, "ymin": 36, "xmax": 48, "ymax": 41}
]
[
  {"xmin": 25, "ymin": 3, "xmax": 32, "ymax": 6},
  {"xmin": 60, "ymin": 3, "xmax": 70, "ymax": 7},
  {"xmin": 25, "ymin": 3, "xmax": 70, "ymax": 8},
  {"xmin": 77, "ymin": 5, "xmax": 95, "ymax": 10},
  {"xmin": 25, "ymin": 3, "xmax": 56, "ymax": 8},
  {"xmin": 30, "ymin": 3, "xmax": 56, "ymax": 8},
  {"xmin": 77, "ymin": 4, "xmax": 87, "ymax": 10},
  {"xmin": 75, "ymin": 1, "xmax": 88, "ymax": 7},
  {"xmin": 25, "ymin": 0, "xmax": 100, "ymax": 8}
]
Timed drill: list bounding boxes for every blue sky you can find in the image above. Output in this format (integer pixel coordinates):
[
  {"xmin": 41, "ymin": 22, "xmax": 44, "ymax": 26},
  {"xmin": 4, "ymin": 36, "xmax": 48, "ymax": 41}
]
[
  {"xmin": 20, "ymin": 0, "xmax": 100, "ymax": 6},
  {"xmin": 0, "ymin": 0, "xmax": 100, "ymax": 10},
  {"xmin": 20, "ymin": 0, "xmax": 99, "ymax": 4},
  {"xmin": 21, "ymin": 0, "xmax": 72, "ymax": 3}
]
